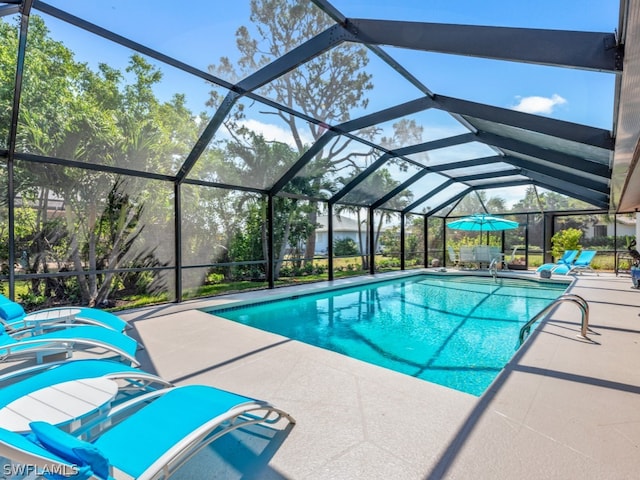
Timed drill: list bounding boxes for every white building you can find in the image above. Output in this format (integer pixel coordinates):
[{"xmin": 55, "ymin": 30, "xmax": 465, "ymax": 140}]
[
  {"xmin": 314, "ymin": 215, "xmax": 368, "ymax": 254},
  {"xmin": 584, "ymin": 215, "xmax": 636, "ymax": 239}
]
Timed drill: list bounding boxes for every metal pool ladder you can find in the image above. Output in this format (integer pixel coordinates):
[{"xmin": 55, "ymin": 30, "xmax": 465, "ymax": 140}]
[
  {"xmin": 488, "ymin": 258, "xmax": 499, "ymax": 281},
  {"xmin": 518, "ymin": 294, "xmax": 590, "ymax": 346}
]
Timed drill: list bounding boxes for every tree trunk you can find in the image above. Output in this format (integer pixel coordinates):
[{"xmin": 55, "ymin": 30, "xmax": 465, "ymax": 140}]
[
  {"xmin": 274, "ymin": 219, "xmax": 291, "ymax": 279},
  {"xmin": 64, "ymin": 193, "xmax": 91, "ymax": 304},
  {"xmin": 86, "ymin": 202, "xmax": 98, "ymax": 306},
  {"xmin": 357, "ymin": 210, "xmax": 368, "ymax": 270},
  {"xmin": 94, "ymin": 209, "xmax": 138, "ymax": 305},
  {"xmin": 303, "ymin": 204, "xmax": 318, "ymax": 267},
  {"xmin": 374, "ymin": 214, "xmax": 384, "ymax": 255}
]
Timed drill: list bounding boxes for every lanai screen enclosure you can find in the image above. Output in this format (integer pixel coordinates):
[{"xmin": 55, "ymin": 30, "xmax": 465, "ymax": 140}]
[{"xmin": 2, "ymin": 0, "xmax": 640, "ymax": 309}]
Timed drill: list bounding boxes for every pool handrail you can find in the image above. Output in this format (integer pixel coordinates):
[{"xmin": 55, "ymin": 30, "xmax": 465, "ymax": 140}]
[{"xmin": 518, "ymin": 294, "xmax": 590, "ymax": 346}]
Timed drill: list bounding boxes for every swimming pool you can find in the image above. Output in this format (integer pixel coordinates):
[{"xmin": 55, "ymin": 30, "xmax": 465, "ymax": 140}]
[{"xmin": 208, "ymin": 274, "xmax": 568, "ymax": 396}]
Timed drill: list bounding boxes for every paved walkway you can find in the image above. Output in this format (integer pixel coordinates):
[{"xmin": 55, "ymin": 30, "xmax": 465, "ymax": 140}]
[{"xmin": 120, "ymin": 271, "xmax": 640, "ymax": 479}]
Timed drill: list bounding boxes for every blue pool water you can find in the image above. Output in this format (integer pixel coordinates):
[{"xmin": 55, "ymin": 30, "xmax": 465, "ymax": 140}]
[{"xmin": 209, "ymin": 275, "xmax": 567, "ymax": 396}]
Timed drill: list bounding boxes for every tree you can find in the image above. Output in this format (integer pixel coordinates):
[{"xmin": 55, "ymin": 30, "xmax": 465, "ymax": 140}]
[
  {"xmin": 90, "ymin": 179, "xmax": 154, "ymax": 305},
  {"xmin": 1, "ymin": 16, "xmax": 198, "ymax": 305},
  {"xmin": 334, "ymin": 237, "xmax": 358, "ymax": 256},
  {"xmin": 208, "ymin": 0, "xmax": 374, "ymax": 264},
  {"xmin": 227, "ymin": 199, "xmax": 266, "ymax": 280},
  {"xmin": 511, "ymin": 186, "xmax": 541, "ymax": 213},
  {"xmin": 510, "ymin": 186, "xmax": 544, "ymax": 248},
  {"xmin": 335, "ymin": 168, "xmax": 412, "ymax": 269},
  {"xmin": 486, "ymin": 196, "xmax": 507, "ymax": 213},
  {"xmin": 214, "ymin": 127, "xmax": 320, "ymax": 279},
  {"xmin": 0, "ymin": 20, "xmax": 19, "ymax": 150},
  {"xmin": 551, "ymin": 228, "xmax": 582, "ymax": 259},
  {"xmin": 452, "ymin": 191, "xmax": 485, "ymax": 216},
  {"xmin": 405, "ymin": 215, "xmax": 425, "ymax": 262}
]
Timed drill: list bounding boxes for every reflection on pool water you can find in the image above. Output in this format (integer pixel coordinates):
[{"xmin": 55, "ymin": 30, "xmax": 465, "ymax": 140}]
[{"xmin": 208, "ymin": 275, "xmax": 568, "ymax": 396}]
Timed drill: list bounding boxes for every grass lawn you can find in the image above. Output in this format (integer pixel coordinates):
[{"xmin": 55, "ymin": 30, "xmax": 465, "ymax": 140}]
[{"xmin": 2, "ymin": 251, "xmax": 621, "ymax": 311}]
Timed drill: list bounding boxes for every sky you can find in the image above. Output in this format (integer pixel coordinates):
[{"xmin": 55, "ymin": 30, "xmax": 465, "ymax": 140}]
[
  {"xmin": 37, "ymin": 0, "xmax": 619, "ymax": 125},
  {"xmin": 19, "ymin": 0, "xmax": 621, "ymax": 208}
]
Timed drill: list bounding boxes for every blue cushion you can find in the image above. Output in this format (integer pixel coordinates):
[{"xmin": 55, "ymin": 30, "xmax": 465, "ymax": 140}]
[
  {"xmin": 0, "ymin": 302, "xmax": 25, "ymax": 322},
  {"xmin": 29, "ymin": 421, "xmax": 110, "ymax": 480}
]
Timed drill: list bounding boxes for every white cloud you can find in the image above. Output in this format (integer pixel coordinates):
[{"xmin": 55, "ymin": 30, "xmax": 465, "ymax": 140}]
[
  {"xmin": 239, "ymin": 119, "xmax": 313, "ymax": 147},
  {"xmin": 511, "ymin": 94, "xmax": 567, "ymax": 114}
]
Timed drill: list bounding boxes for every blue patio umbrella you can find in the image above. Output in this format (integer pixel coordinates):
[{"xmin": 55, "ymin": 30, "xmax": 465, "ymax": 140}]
[{"xmin": 447, "ymin": 214, "xmax": 519, "ymax": 244}]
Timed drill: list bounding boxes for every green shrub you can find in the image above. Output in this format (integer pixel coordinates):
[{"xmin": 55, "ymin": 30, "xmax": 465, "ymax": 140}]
[
  {"xmin": 279, "ymin": 266, "xmax": 292, "ymax": 277},
  {"xmin": 334, "ymin": 238, "xmax": 359, "ymax": 256},
  {"xmin": 551, "ymin": 228, "xmax": 583, "ymax": 259},
  {"xmin": 205, "ymin": 271, "xmax": 224, "ymax": 284},
  {"xmin": 18, "ymin": 291, "xmax": 46, "ymax": 310}
]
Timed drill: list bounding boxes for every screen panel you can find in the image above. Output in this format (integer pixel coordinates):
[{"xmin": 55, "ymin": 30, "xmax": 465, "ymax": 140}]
[{"xmin": 13, "ymin": 159, "xmax": 176, "ymax": 304}]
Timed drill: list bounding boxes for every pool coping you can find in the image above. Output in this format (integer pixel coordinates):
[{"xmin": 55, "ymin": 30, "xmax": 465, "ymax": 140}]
[{"xmin": 201, "ymin": 269, "xmax": 574, "ymax": 314}]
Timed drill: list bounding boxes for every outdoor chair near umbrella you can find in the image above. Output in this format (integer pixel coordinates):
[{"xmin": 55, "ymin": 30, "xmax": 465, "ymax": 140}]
[{"xmin": 447, "ymin": 214, "xmax": 519, "ymax": 269}]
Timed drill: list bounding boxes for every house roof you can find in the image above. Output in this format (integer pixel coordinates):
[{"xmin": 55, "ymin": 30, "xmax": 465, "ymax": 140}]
[{"xmin": 316, "ymin": 215, "xmax": 363, "ymax": 233}]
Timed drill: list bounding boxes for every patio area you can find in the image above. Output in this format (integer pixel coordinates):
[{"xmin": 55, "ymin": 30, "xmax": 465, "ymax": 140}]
[
  {"xmin": 118, "ymin": 270, "xmax": 640, "ymax": 479},
  {"xmin": 2, "ymin": 1, "xmax": 640, "ymax": 478}
]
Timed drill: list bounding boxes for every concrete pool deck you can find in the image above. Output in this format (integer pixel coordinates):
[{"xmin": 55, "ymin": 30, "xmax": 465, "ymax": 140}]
[{"xmin": 119, "ymin": 270, "xmax": 640, "ymax": 479}]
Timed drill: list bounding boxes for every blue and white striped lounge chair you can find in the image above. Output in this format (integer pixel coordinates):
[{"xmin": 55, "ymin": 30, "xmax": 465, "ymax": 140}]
[
  {"xmin": 0, "ymin": 384, "xmax": 295, "ymax": 479},
  {"xmin": 0, "ymin": 324, "xmax": 139, "ymax": 366},
  {"xmin": 0, "ymin": 294, "xmax": 129, "ymax": 333},
  {"xmin": 536, "ymin": 250, "xmax": 578, "ymax": 275}
]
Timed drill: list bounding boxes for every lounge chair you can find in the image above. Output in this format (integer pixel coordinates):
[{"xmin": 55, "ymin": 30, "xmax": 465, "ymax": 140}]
[
  {"xmin": 447, "ymin": 246, "xmax": 459, "ymax": 267},
  {"xmin": 0, "ymin": 294, "xmax": 128, "ymax": 333},
  {"xmin": 536, "ymin": 250, "xmax": 578, "ymax": 275},
  {"xmin": 0, "ymin": 360, "xmax": 172, "ymax": 436},
  {"xmin": 0, "ymin": 384, "xmax": 295, "ymax": 479},
  {"xmin": 0, "ymin": 359, "xmax": 172, "ymax": 412},
  {"xmin": 551, "ymin": 250, "xmax": 599, "ymax": 275},
  {"xmin": 475, "ymin": 245, "xmax": 496, "ymax": 267},
  {"xmin": 488, "ymin": 246, "xmax": 506, "ymax": 269},
  {"xmin": 459, "ymin": 246, "xmax": 476, "ymax": 268},
  {"xmin": 0, "ymin": 324, "xmax": 139, "ymax": 366}
]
